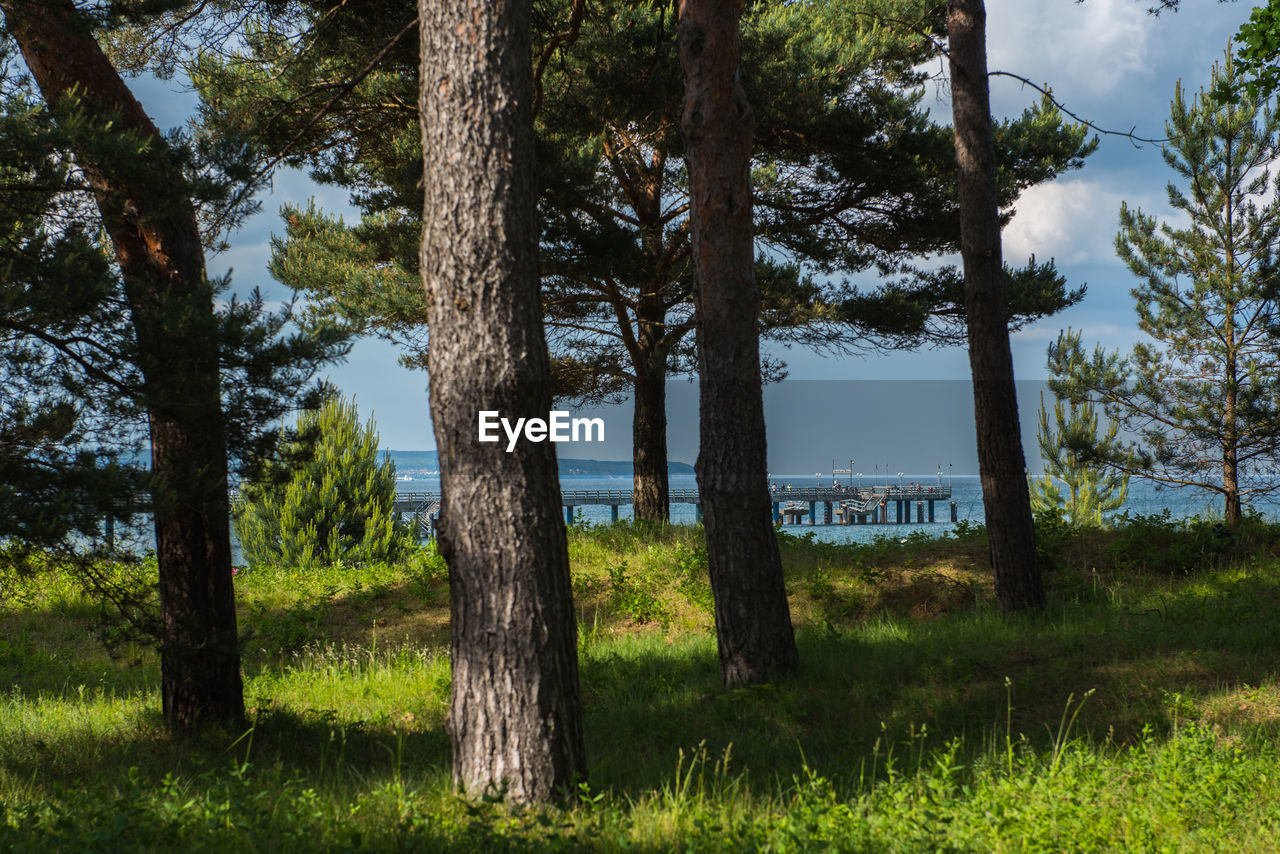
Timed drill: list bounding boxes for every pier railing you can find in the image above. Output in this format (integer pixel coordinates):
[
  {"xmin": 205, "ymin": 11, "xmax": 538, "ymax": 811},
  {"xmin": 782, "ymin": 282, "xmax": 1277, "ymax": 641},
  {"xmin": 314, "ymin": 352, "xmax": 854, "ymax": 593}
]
[{"xmin": 393, "ymin": 484, "xmax": 951, "ymax": 512}]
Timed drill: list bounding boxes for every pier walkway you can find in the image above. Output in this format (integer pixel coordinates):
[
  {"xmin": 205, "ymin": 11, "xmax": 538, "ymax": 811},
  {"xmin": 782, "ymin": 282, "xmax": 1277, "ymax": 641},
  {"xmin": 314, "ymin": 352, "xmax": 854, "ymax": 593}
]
[{"xmin": 393, "ymin": 484, "xmax": 955, "ymax": 536}]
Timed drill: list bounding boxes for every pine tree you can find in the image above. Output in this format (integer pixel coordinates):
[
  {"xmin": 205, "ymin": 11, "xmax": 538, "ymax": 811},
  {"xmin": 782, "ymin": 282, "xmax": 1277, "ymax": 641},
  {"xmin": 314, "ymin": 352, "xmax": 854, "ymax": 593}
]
[
  {"xmin": 0, "ymin": 64, "xmax": 145, "ymax": 552},
  {"xmin": 418, "ymin": 0, "xmax": 585, "ymax": 801},
  {"xmin": 1029, "ymin": 393, "xmax": 1129, "ymax": 526},
  {"xmin": 680, "ymin": 0, "xmax": 798, "ymax": 686},
  {"xmin": 235, "ymin": 396, "xmax": 402, "ymax": 568},
  {"xmin": 0, "ymin": 0, "xmax": 346, "ymax": 728},
  {"xmin": 1049, "ymin": 52, "xmax": 1280, "ymax": 526},
  {"xmin": 948, "ymin": 0, "xmax": 1044, "ymax": 612},
  {"xmin": 192, "ymin": 0, "xmax": 1094, "ymax": 522}
]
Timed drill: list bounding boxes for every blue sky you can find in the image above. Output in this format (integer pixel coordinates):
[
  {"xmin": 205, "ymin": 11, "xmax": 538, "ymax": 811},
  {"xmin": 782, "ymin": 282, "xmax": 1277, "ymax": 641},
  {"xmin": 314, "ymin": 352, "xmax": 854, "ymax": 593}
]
[{"xmin": 133, "ymin": 0, "xmax": 1257, "ymax": 456}]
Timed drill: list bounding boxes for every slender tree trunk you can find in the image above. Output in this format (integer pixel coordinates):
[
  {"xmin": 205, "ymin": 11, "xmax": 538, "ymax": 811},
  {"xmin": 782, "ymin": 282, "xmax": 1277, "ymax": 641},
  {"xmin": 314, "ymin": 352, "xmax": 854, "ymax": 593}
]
[
  {"xmin": 1223, "ymin": 149, "xmax": 1241, "ymax": 528},
  {"xmin": 679, "ymin": 0, "xmax": 798, "ymax": 686},
  {"xmin": 3, "ymin": 0, "xmax": 244, "ymax": 726},
  {"xmin": 418, "ymin": 0, "xmax": 586, "ymax": 802},
  {"xmin": 1224, "ymin": 355, "xmax": 1242, "ymax": 525},
  {"xmin": 1224, "ymin": 453, "xmax": 1241, "ymax": 524},
  {"xmin": 947, "ymin": 0, "xmax": 1044, "ymax": 612},
  {"xmin": 1224, "ymin": 414, "xmax": 1241, "ymax": 526}
]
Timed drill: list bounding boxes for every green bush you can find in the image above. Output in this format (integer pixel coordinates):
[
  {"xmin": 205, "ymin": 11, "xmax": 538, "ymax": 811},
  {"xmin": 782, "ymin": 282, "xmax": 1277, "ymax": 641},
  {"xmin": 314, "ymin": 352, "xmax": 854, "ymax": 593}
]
[
  {"xmin": 1106, "ymin": 510, "xmax": 1236, "ymax": 574},
  {"xmin": 234, "ymin": 396, "xmax": 405, "ymax": 569},
  {"xmin": 606, "ymin": 561, "xmax": 672, "ymax": 627}
]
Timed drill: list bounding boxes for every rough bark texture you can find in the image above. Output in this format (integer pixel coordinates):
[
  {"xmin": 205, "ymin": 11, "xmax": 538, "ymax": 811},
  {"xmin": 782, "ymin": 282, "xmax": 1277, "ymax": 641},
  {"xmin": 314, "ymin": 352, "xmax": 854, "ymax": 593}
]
[
  {"xmin": 946, "ymin": 0, "xmax": 1045, "ymax": 612},
  {"xmin": 631, "ymin": 366, "xmax": 670, "ymax": 523},
  {"xmin": 1224, "ymin": 376, "xmax": 1241, "ymax": 525},
  {"xmin": 418, "ymin": 0, "xmax": 586, "ymax": 802},
  {"xmin": 3, "ymin": 0, "xmax": 244, "ymax": 726},
  {"xmin": 679, "ymin": 0, "xmax": 798, "ymax": 686}
]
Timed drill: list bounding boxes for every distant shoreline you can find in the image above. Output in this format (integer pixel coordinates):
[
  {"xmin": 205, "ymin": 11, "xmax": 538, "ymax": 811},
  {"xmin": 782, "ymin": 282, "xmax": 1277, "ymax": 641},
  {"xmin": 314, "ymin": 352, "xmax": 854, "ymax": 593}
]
[{"xmin": 381, "ymin": 449, "xmax": 980, "ymax": 479}]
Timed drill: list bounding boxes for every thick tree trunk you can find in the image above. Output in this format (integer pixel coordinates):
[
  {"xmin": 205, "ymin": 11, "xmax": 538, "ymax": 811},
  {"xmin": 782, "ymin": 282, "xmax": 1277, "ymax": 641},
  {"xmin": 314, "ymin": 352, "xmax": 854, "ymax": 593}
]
[
  {"xmin": 3, "ymin": 0, "xmax": 244, "ymax": 726},
  {"xmin": 679, "ymin": 0, "xmax": 798, "ymax": 686},
  {"xmin": 418, "ymin": 0, "xmax": 586, "ymax": 802},
  {"xmin": 632, "ymin": 363, "xmax": 670, "ymax": 523},
  {"xmin": 947, "ymin": 0, "xmax": 1044, "ymax": 612}
]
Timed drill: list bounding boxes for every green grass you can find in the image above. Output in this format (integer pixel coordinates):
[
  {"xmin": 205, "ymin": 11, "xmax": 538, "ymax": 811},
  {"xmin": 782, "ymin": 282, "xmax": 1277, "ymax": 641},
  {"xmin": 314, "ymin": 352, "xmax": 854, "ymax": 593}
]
[{"xmin": 4, "ymin": 520, "xmax": 1280, "ymax": 849}]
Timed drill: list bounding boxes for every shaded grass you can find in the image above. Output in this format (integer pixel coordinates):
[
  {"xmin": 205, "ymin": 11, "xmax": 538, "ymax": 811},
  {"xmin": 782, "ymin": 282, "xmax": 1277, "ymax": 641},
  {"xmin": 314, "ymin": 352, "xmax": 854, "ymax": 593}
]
[{"xmin": 4, "ymin": 520, "xmax": 1280, "ymax": 848}]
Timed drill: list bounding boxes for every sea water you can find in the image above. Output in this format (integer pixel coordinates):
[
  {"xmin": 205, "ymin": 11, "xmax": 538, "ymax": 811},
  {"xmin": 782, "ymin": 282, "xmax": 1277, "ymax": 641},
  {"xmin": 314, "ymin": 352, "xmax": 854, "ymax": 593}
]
[
  {"xmin": 105, "ymin": 468, "xmax": 1262, "ymax": 564},
  {"xmin": 390, "ymin": 470, "xmax": 1257, "ymax": 547}
]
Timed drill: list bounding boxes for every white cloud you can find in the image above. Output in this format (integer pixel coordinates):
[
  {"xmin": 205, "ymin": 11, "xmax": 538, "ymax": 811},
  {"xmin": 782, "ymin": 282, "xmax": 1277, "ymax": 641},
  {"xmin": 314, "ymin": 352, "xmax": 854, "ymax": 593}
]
[
  {"xmin": 1002, "ymin": 176, "xmax": 1176, "ymax": 266},
  {"xmin": 1003, "ymin": 179, "xmax": 1119, "ymax": 264},
  {"xmin": 987, "ymin": 0, "xmax": 1153, "ymax": 99}
]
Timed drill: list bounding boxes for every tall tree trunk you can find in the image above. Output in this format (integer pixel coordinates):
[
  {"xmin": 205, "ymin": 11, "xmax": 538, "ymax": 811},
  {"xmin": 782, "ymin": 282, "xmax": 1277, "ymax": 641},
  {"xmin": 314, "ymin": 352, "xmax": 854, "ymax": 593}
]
[
  {"xmin": 947, "ymin": 0, "xmax": 1044, "ymax": 612},
  {"xmin": 679, "ymin": 0, "xmax": 798, "ymax": 686},
  {"xmin": 418, "ymin": 0, "xmax": 586, "ymax": 802},
  {"xmin": 1224, "ymin": 439, "xmax": 1241, "ymax": 526},
  {"xmin": 1224, "ymin": 359, "xmax": 1241, "ymax": 525},
  {"xmin": 632, "ymin": 301, "xmax": 670, "ymax": 522},
  {"xmin": 3, "ymin": 0, "xmax": 244, "ymax": 726},
  {"xmin": 1224, "ymin": 455, "xmax": 1241, "ymax": 524}
]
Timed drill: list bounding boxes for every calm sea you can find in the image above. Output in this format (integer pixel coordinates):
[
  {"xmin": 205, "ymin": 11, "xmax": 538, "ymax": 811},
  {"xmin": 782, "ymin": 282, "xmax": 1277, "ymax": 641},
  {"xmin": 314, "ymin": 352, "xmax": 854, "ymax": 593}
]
[{"xmin": 103, "ymin": 463, "xmax": 1263, "ymax": 562}]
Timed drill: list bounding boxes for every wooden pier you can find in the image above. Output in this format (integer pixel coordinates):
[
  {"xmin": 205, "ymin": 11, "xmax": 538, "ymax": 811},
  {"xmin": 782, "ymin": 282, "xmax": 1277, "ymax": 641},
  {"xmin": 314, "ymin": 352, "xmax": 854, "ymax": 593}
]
[{"xmin": 393, "ymin": 484, "xmax": 955, "ymax": 537}]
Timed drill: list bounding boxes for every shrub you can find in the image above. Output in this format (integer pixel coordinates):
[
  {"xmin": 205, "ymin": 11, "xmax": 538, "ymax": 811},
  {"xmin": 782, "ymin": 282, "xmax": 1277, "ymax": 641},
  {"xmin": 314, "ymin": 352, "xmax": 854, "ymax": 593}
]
[
  {"xmin": 234, "ymin": 396, "xmax": 405, "ymax": 569},
  {"xmin": 1106, "ymin": 510, "xmax": 1235, "ymax": 574},
  {"xmin": 606, "ymin": 561, "xmax": 672, "ymax": 627}
]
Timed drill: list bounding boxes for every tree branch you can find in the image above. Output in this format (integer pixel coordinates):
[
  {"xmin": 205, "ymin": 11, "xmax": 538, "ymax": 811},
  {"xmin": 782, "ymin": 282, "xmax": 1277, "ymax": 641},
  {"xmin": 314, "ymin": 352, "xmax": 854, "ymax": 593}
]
[{"xmin": 532, "ymin": 0, "xmax": 586, "ymax": 118}]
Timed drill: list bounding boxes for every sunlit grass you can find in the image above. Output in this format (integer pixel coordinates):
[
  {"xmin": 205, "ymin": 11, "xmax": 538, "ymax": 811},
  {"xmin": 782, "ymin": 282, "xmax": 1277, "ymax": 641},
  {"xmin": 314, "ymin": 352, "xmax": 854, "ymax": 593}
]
[{"xmin": 4, "ymin": 519, "xmax": 1280, "ymax": 849}]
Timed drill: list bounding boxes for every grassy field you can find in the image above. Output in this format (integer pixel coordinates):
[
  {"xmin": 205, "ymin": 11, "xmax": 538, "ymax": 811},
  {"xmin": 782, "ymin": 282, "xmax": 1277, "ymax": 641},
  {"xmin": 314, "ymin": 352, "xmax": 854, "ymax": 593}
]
[{"xmin": 3, "ymin": 514, "xmax": 1280, "ymax": 850}]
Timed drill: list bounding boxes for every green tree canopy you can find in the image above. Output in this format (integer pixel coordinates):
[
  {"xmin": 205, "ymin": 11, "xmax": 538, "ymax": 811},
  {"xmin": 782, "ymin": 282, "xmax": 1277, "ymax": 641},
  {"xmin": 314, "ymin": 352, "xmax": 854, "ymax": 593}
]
[
  {"xmin": 191, "ymin": 0, "xmax": 1094, "ymax": 519},
  {"xmin": 0, "ymin": 59, "xmax": 145, "ymax": 552},
  {"xmin": 1225, "ymin": 2, "xmax": 1280, "ymax": 101},
  {"xmin": 1049, "ymin": 53, "xmax": 1280, "ymax": 526}
]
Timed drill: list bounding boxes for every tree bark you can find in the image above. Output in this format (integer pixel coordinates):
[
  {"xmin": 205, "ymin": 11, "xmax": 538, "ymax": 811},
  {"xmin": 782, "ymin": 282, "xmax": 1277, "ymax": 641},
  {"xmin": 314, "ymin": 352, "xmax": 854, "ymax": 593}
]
[
  {"xmin": 631, "ymin": 359, "xmax": 670, "ymax": 523},
  {"xmin": 1224, "ymin": 443, "xmax": 1241, "ymax": 525},
  {"xmin": 679, "ymin": 0, "xmax": 798, "ymax": 686},
  {"xmin": 1224, "ymin": 352, "xmax": 1241, "ymax": 525},
  {"xmin": 947, "ymin": 0, "xmax": 1044, "ymax": 612},
  {"xmin": 418, "ymin": 0, "xmax": 586, "ymax": 802},
  {"xmin": 3, "ymin": 0, "xmax": 245, "ymax": 725}
]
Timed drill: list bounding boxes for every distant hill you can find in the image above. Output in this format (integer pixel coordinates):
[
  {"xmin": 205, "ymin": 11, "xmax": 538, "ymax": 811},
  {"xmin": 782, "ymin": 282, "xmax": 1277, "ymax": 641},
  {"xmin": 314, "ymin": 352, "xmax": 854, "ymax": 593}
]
[{"xmin": 381, "ymin": 450, "xmax": 693, "ymax": 476}]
